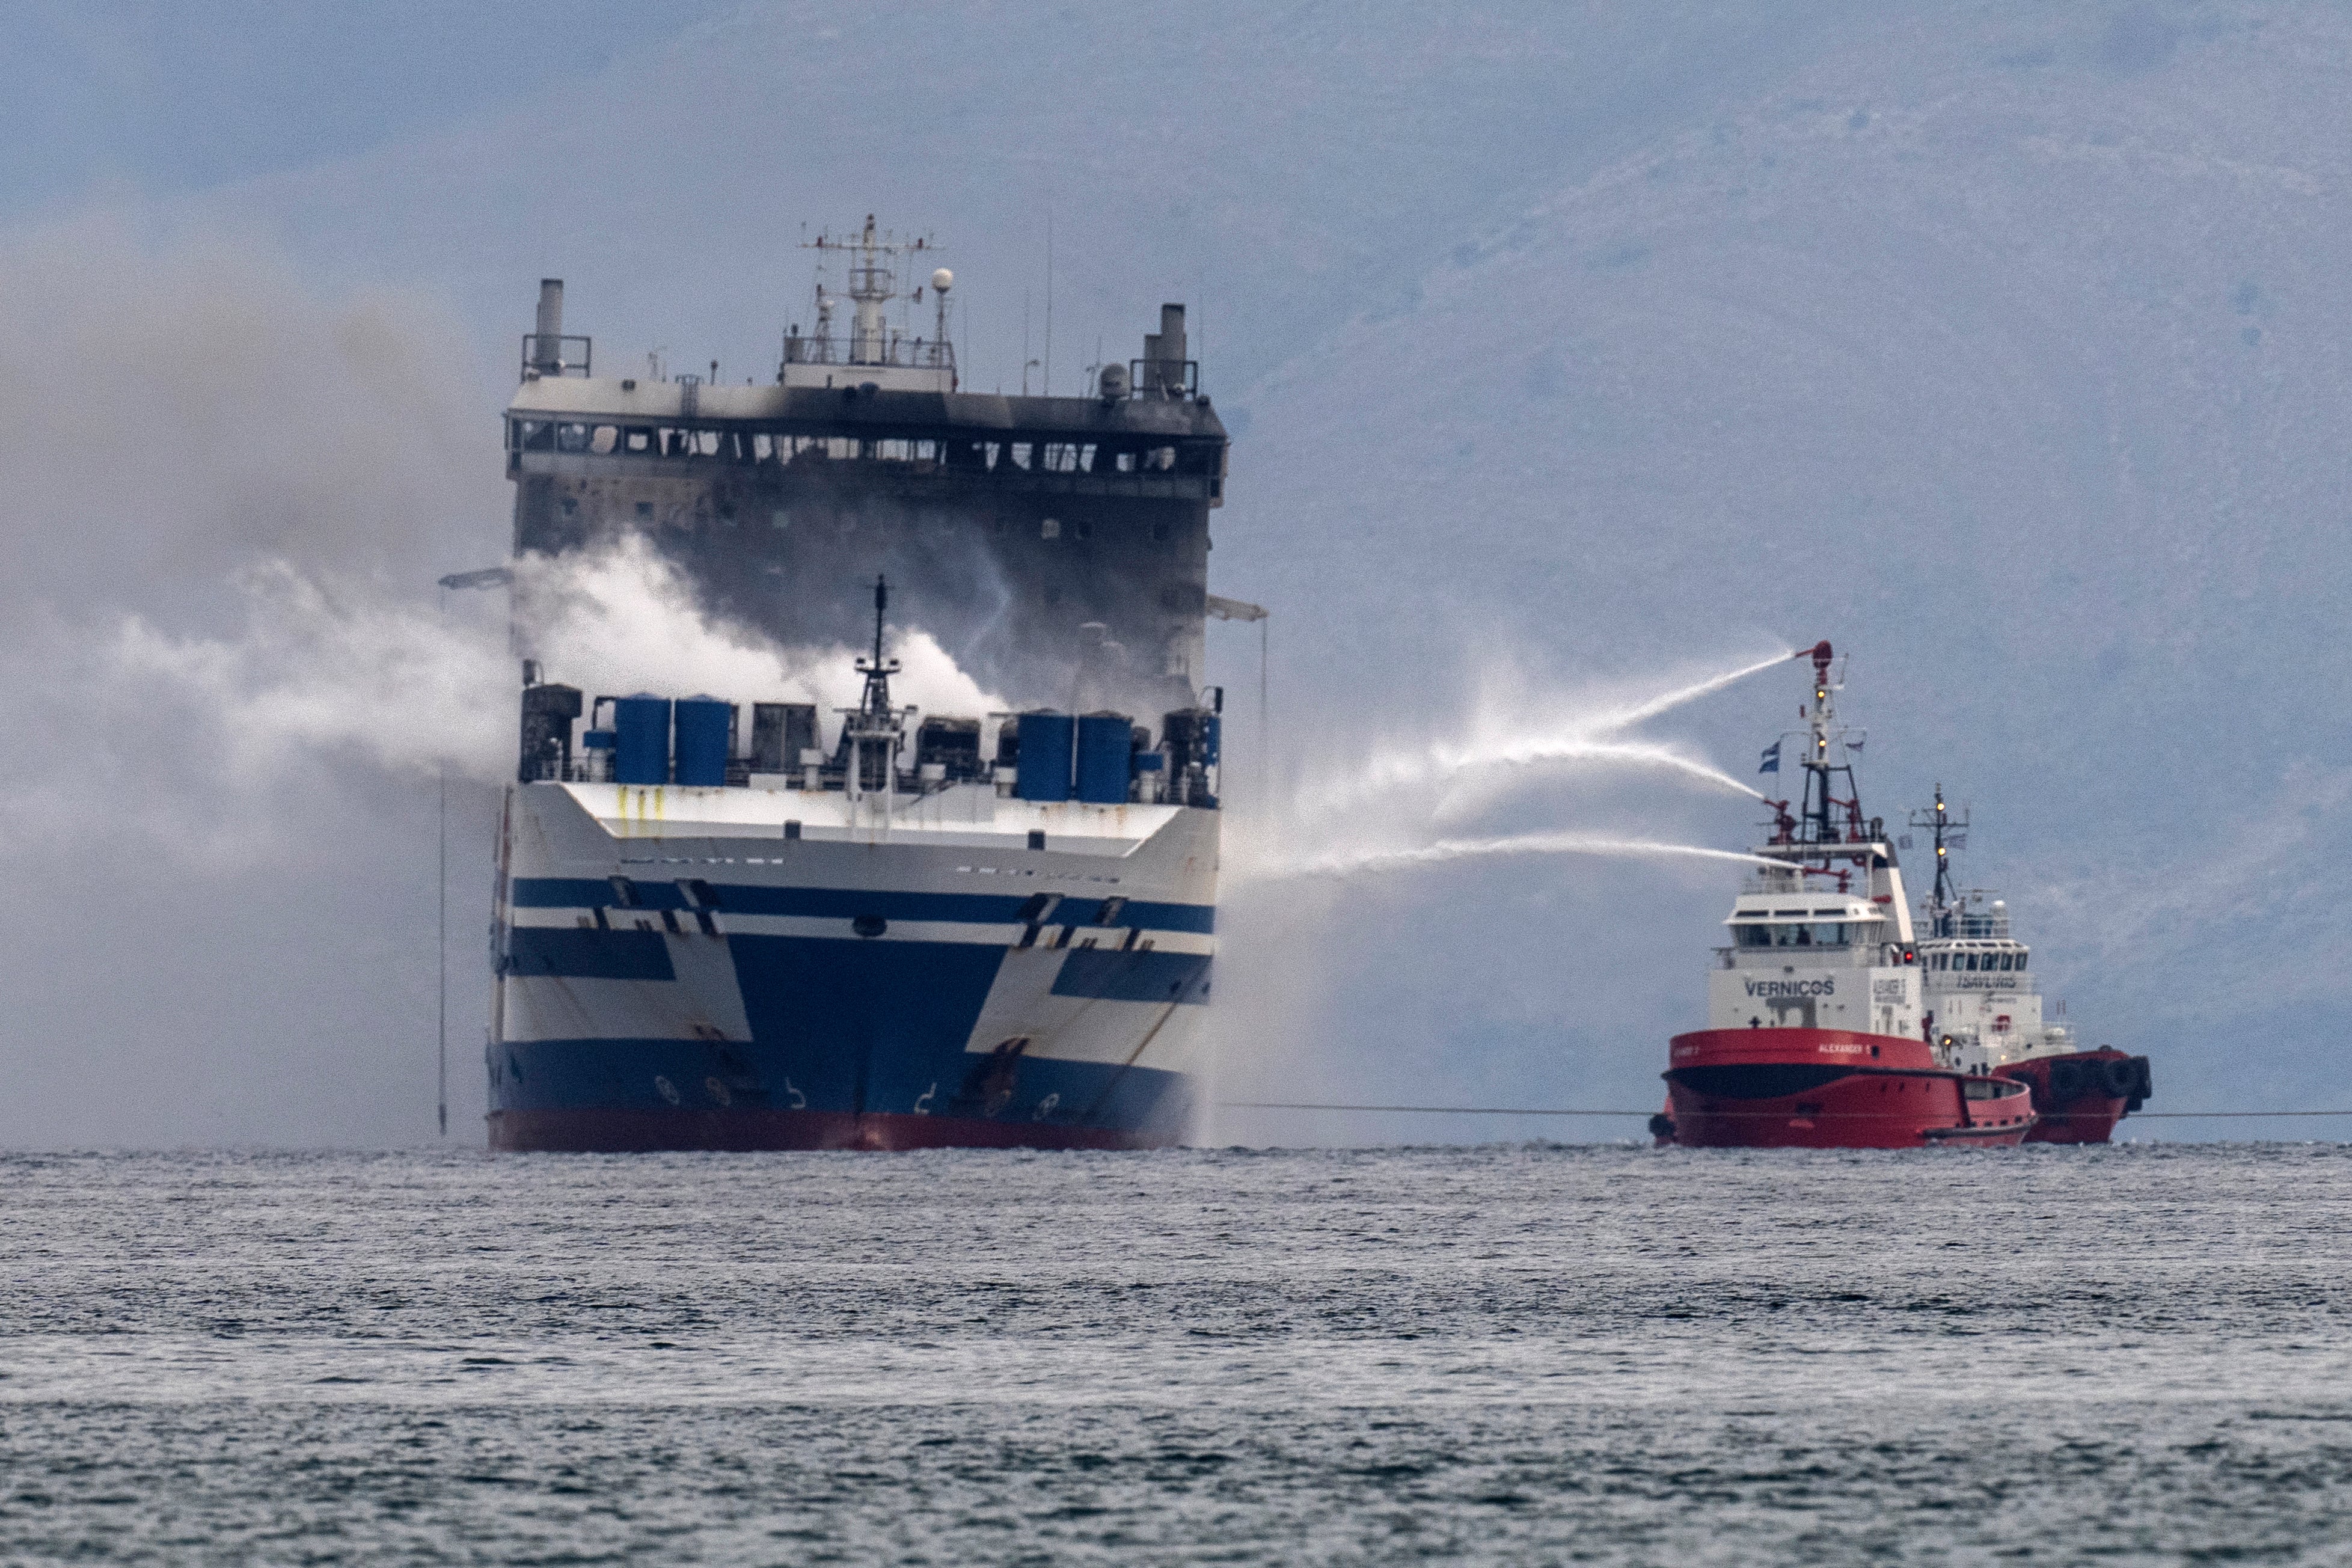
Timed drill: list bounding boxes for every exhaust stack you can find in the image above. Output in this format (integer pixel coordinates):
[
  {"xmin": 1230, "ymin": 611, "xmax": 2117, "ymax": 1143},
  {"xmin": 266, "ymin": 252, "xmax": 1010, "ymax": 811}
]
[
  {"xmin": 531, "ymin": 279, "xmax": 565, "ymax": 374},
  {"xmin": 1141, "ymin": 303, "xmax": 1187, "ymax": 396}
]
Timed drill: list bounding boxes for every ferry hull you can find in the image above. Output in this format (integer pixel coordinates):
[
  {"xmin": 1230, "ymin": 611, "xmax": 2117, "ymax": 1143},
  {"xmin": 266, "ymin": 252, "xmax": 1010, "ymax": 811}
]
[
  {"xmin": 488, "ymin": 782, "xmax": 1216, "ymax": 1154},
  {"xmin": 1995, "ymin": 1049, "xmax": 2150, "ymax": 1144},
  {"xmin": 1661, "ymin": 1029, "xmax": 2035, "ymax": 1150}
]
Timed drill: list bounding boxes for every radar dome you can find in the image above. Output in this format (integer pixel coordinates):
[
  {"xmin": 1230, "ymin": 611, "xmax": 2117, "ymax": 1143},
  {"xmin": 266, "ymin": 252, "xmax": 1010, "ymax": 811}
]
[{"xmin": 931, "ymin": 268, "xmax": 954, "ymax": 292}]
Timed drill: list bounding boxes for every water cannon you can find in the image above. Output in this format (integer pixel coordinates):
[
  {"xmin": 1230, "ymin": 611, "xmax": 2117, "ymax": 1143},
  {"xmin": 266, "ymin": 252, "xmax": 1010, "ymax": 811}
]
[{"xmin": 1805, "ymin": 639, "xmax": 1835, "ymax": 699}]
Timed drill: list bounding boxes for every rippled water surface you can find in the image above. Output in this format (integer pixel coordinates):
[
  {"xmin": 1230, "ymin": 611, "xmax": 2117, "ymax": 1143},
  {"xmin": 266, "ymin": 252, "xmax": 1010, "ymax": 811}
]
[{"xmin": 2, "ymin": 1144, "xmax": 2348, "ymax": 1563}]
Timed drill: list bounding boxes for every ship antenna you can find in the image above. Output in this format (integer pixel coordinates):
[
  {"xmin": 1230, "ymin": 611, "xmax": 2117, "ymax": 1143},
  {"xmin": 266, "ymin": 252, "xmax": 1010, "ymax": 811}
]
[
  {"xmin": 856, "ymin": 573, "xmax": 900, "ymax": 717},
  {"xmin": 1907, "ymin": 784, "xmax": 1970, "ymax": 935}
]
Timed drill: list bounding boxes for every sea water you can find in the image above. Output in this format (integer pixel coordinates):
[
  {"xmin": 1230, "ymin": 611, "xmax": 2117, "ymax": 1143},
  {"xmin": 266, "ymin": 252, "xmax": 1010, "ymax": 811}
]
[{"xmin": 2, "ymin": 1143, "xmax": 2347, "ymax": 1564}]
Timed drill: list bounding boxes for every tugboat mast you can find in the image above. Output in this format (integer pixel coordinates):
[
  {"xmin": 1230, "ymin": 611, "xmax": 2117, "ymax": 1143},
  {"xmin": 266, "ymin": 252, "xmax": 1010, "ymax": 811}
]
[
  {"xmin": 1907, "ymin": 785, "xmax": 1971, "ymax": 937},
  {"xmin": 1769, "ymin": 640, "xmax": 1870, "ymax": 866}
]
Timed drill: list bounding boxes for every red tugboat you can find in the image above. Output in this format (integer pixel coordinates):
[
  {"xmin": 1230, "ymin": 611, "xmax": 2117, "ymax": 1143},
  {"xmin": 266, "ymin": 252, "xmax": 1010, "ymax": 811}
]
[
  {"xmin": 1652, "ymin": 643, "xmax": 2036, "ymax": 1149},
  {"xmin": 1909, "ymin": 789, "xmax": 2152, "ymax": 1144}
]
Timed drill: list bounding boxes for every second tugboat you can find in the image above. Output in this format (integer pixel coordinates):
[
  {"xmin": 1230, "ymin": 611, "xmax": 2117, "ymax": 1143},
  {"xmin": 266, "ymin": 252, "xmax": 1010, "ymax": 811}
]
[
  {"xmin": 1910, "ymin": 790, "xmax": 2153, "ymax": 1144},
  {"xmin": 1652, "ymin": 643, "xmax": 2036, "ymax": 1148}
]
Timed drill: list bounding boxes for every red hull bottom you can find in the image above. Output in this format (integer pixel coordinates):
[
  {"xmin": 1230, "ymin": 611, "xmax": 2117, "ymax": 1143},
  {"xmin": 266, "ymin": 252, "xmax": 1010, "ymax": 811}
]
[
  {"xmin": 487, "ymin": 1107, "xmax": 1175, "ymax": 1153},
  {"xmin": 1996, "ymin": 1049, "xmax": 2149, "ymax": 1144},
  {"xmin": 1661, "ymin": 1028, "xmax": 2036, "ymax": 1150}
]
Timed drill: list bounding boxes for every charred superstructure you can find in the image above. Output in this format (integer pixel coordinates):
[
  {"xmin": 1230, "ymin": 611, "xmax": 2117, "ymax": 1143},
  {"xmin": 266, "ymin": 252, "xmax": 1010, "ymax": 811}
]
[
  {"xmin": 485, "ymin": 227, "xmax": 1231, "ymax": 1153},
  {"xmin": 506, "ymin": 223, "xmax": 1225, "ymax": 714}
]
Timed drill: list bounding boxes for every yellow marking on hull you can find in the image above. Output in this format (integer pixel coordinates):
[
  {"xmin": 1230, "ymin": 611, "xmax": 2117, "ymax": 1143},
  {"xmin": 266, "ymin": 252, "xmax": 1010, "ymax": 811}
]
[{"xmin": 619, "ymin": 785, "xmax": 669, "ymax": 835}]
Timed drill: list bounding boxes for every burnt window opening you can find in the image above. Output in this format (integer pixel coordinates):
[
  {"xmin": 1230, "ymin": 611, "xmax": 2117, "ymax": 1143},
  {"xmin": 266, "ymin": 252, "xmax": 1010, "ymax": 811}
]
[
  {"xmin": 608, "ymin": 875, "xmax": 641, "ymax": 908},
  {"xmin": 852, "ymin": 914, "xmax": 888, "ymax": 939},
  {"xmin": 1095, "ymin": 896, "xmax": 1128, "ymax": 926}
]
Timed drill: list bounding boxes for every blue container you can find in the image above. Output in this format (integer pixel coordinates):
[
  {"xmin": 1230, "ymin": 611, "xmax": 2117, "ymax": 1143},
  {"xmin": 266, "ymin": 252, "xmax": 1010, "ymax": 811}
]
[
  {"xmin": 673, "ymin": 696, "xmax": 733, "ymax": 787},
  {"xmin": 613, "ymin": 694, "xmax": 672, "ymax": 785},
  {"xmin": 1075, "ymin": 712, "xmax": 1133, "ymax": 804},
  {"xmin": 1015, "ymin": 711, "xmax": 1074, "ymax": 802}
]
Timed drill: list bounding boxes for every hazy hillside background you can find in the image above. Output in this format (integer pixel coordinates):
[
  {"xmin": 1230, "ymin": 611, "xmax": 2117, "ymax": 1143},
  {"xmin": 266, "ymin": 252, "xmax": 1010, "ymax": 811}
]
[{"xmin": 1, "ymin": 1, "xmax": 2341, "ymax": 1145}]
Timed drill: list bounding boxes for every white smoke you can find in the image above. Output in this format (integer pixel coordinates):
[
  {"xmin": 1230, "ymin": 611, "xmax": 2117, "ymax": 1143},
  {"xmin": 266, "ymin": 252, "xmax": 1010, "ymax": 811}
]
[
  {"xmin": 107, "ymin": 560, "xmax": 513, "ymax": 785},
  {"xmin": 88, "ymin": 533, "xmax": 1014, "ymax": 803},
  {"xmin": 515, "ymin": 534, "xmax": 1009, "ymax": 741}
]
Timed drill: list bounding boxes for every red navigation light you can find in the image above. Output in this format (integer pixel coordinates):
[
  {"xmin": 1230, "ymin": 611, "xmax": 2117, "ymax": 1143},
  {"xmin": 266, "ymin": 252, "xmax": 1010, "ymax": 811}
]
[{"xmin": 1903, "ymin": 948, "xmax": 1917, "ymax": 964}]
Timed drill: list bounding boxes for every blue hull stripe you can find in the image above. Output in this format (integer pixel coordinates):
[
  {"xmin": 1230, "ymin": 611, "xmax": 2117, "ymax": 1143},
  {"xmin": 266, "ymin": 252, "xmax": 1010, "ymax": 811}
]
[
  {"xmin": 1050, "ymin": 948, "xmax": 1211, "ymax": 1003},
  {"xmin": 506, "ymin": 927, "xmax": 675, "ymax": 981},
  {"xmin": 510, "ymin": 877, "xmax": 1214, "ymax": 934}
]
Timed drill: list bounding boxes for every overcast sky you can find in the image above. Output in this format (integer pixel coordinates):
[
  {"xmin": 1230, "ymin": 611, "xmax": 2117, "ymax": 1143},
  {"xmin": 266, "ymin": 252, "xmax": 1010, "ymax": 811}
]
[{"xmin": 1, "ymin": 1, "xmax": 2341, "ymax": 1146}]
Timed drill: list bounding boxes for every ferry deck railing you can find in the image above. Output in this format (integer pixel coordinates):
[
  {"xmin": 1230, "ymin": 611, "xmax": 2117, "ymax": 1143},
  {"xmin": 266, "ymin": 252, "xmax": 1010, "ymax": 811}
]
[{"xmin": 779, "ymin": 332, "xmax": 955, "ymax": 372}]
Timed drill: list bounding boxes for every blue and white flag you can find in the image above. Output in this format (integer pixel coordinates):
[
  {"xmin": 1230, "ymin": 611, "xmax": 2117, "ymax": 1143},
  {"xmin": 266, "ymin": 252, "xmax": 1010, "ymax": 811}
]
[{"xmin": 1759, "ymin": 740, "xmax": 1781, "ymax": 774}]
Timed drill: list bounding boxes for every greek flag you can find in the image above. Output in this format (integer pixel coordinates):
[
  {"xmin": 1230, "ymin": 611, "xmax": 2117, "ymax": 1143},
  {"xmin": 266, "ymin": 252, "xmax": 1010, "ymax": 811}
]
[{"xmin": 1759, "ymin": 741, "xmax": 1781, "ymax": 774}]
